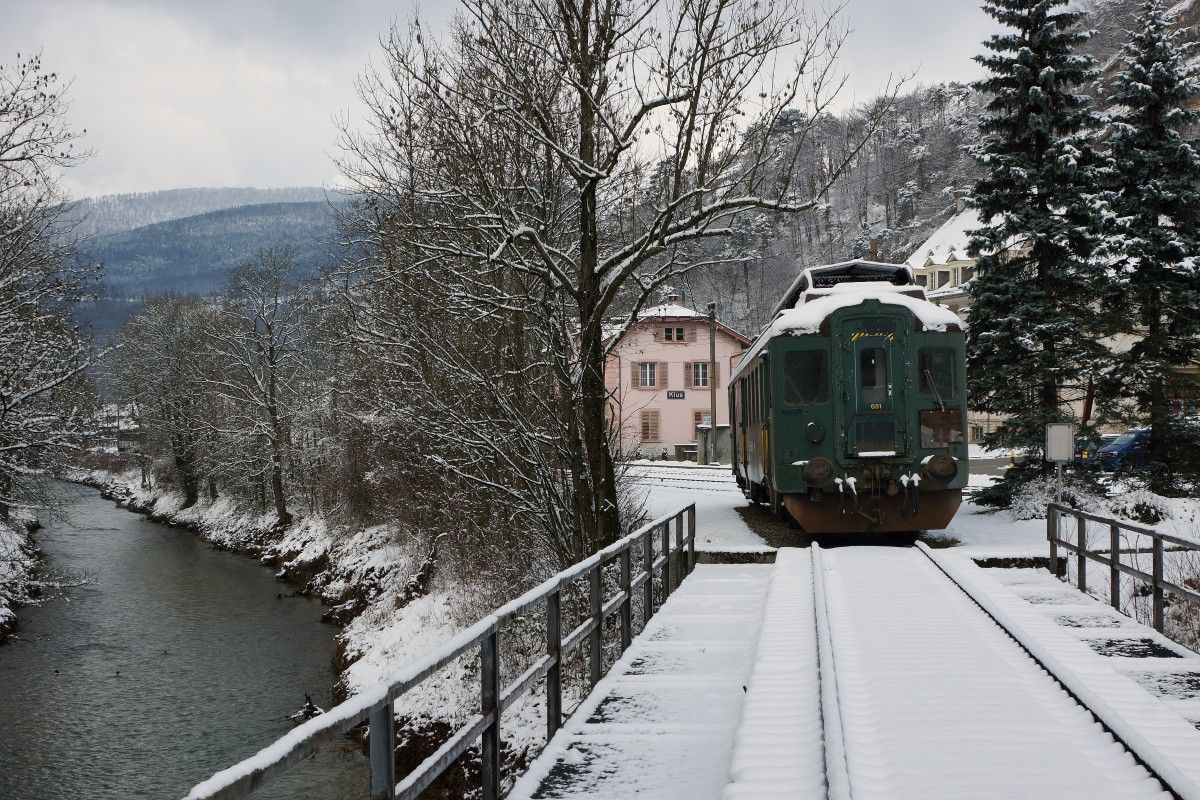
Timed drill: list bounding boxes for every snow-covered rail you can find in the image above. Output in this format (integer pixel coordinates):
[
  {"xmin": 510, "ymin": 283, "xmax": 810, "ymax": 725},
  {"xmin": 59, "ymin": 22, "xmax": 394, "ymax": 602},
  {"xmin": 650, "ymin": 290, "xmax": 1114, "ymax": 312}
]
[
  {"xmin": 502, "ymin": 541, "xmax": 1200, "ymax": 799},
  {"xmin": 811, "ymin": 545, "xmax": 1173, "ymax": 798}
]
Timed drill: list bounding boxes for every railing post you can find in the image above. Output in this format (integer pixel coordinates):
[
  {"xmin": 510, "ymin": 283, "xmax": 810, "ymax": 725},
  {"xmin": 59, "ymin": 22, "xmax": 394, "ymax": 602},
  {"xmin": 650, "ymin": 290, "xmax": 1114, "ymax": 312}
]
[
  {"xmin": 1110, "ymin": 523, "xmax": 1121, "ymax": 611},
  {"xmin": 660, "ymin": 522, "xmax": 672, "ymax": 601},
  {"xmin": 481, "ymin": 631, "xmax": 501, "ymax": 800},
  {"xmin": 1154, "ymin": 538, "xmax": 1165, "ymax": 633},
  {"xmin": 369, "ymin": 703, "xmax": 396, "ymax": 800},
  {"xmin": 589, "ymin": 563, "xmax": 602, "ymax": 690},
  {"xmin": 546, "ymin": 588, "xmax": 562, "ymax": 741},
  {"xmin": 1048, "ymin": 505, "xmax": 1059, "ymax": 579},
  {"xmin": 674, "ymin": 511, "xmax": 685, "ymax": 590},
  {"xmin": 687, "ymin": 505, "xmax": 696, "ymax": 574},
  {"xmin": 642, "ymin": 528, "xmax": 654, "ymax": 618},
  {"xmin": 619, "ymin": 547, "xmax": 632, "ymax": 652},
  {"xmin": 1076, "ymin": 512, "xmax": 1087, "ymax": 594}
]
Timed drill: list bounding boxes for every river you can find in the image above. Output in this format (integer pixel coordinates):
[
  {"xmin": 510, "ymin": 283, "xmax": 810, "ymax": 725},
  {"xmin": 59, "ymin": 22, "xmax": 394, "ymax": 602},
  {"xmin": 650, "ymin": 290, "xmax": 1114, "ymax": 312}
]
[{"xmin": 0, "ymin": 483, "xmax": 369, "ymax": 799}]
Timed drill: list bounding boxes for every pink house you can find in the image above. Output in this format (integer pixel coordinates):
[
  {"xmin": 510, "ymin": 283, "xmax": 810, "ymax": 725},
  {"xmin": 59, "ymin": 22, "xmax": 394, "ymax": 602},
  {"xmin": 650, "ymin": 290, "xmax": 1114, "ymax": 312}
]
[{"xmin": 605, "ymin": 295, "xmax": 752, "ymax": 458}]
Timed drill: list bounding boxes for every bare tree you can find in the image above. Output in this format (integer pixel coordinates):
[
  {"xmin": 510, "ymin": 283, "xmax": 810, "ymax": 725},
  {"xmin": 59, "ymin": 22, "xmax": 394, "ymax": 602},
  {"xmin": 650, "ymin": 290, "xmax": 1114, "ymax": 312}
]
[
  {"xmin": 338, "ymin": 0, "xmax": 896, "ymax": 562},
  {"xmin": 0, "ymin": 54, "xmax": 98, "ymax": 518},
  {"xmin": 115, "ymin": 296, "xmax": 223, "ymax": 507},
  {"xmin": 207, "ymin": 246, "xmax": 308, "ymax": 526}
]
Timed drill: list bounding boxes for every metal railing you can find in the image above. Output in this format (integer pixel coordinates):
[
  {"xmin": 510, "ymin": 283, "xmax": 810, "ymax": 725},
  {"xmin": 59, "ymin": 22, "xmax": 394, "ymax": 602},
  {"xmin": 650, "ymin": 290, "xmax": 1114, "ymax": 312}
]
[
  {"xmin": 184, "ymin": 504, "xmax": 697, "ymax": 800},
  {"xmin": 1048, "ymin": 502, "xmax": 1200, "ymax": 632}
]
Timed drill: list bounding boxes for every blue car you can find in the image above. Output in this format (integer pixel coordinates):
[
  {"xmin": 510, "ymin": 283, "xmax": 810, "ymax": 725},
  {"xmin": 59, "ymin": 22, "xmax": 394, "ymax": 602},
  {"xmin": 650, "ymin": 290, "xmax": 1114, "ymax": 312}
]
[{"xmin": 1097, "ymin": 428, "xmax": 1149, "ymax": 472}]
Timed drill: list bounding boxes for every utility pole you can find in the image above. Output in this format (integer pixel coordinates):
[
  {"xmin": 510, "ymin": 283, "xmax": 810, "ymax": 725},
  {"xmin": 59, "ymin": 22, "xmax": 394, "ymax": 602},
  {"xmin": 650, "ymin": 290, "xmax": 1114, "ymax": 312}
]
[{"xmin": 708, "ymin": 302, "xmax": 717, "ymax": 465}]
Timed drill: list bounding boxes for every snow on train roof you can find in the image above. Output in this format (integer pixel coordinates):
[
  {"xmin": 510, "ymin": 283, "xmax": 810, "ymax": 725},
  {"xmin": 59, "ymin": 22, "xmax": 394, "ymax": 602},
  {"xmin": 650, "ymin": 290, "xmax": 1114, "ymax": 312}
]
[{"xmin": 731, "ymin": 282, "xmax": 963, "ymax": 382}]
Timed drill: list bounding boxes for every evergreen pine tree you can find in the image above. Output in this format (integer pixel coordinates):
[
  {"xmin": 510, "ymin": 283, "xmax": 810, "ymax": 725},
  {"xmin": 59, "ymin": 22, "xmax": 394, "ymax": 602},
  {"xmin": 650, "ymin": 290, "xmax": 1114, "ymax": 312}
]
[
  {"xmin": 1101, "ymin": 0, "xmax": 1200, "ymax": 495},
  {"xmin": 966, "ymin": 0, "xmax": 1108, "ymax": 505}
]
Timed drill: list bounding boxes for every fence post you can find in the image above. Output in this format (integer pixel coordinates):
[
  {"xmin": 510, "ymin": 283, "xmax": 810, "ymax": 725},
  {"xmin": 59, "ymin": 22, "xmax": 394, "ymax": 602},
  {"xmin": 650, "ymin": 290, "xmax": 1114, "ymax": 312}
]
[
  {"xmin": 1154, "ymin": 538, "xmax": 1165, "ymax": 633},
  {"xmin": 1110, "ymin": 523, "xmax": 1120, "ymax": 611},
  {"xmin": 369, "ymin": 704, "xmax": 396, "ymax": 800},
  {"xmin": 546, "ymin": 588, "xmax": 562, "ymax": 741},
  {"xmin": 619, "ymin": 547, "xmax": 632, "ymax": 652},
  {"xmin": 1048, "ymin": 505, "xmax": 1059, "ymax": 579},
  {"xmin": 589, "ymin": 563, "xmax": 602, "ymax": 690},
  {"xmin": 481, "ymin": 631, "xmax": 501, "ymax": 800},
  {"xmin": 643, "ymin": 528, "xmax": 654, "ymax": 618},
  {"xmin": 660, "ymin": 522, "xmax": 672, "ymax": 601},
  {"xmin": 674, "ymin": 511, "xmax": 685, "ymax": 590},
  {"xmin": 687, "ymin": 505, "xmax": 696, "ymax": 574},
  {"xmin": 1076, "ymin": 512, "xmax": 1087, "ymax": 594}
]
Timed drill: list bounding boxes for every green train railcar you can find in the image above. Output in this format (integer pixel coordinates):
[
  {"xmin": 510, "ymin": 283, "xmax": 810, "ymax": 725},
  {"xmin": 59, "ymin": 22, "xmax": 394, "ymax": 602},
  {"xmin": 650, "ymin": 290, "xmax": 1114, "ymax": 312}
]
[{"xmin": 730, "ymin": 260, "xmax": 968, "ymax": 534}]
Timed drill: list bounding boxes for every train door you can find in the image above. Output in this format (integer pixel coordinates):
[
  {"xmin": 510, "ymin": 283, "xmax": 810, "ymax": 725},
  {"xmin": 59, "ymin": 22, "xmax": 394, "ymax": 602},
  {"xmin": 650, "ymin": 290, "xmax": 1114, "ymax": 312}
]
[{"xmin": 839, "ymin": 314, "xmax": 907, "ymax": 456}]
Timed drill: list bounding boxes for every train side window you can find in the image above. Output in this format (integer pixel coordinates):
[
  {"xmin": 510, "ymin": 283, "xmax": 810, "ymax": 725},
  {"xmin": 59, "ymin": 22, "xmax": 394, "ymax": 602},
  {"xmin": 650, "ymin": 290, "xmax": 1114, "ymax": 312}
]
[
  {"xmin": 783, "ymin": 351, "xmax": 828, "ymax": 406},
  {"xmin": 918, "ymin": 348, "xmax": 957, "ymax": 401},
  {"xmin": 859, "ymin": 348, "xmax": 888, "ymax": 405}
]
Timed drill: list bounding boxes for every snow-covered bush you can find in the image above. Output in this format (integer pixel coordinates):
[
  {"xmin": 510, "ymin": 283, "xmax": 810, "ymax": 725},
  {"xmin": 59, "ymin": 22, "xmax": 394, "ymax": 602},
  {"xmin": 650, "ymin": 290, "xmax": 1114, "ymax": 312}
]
[{"xmin": 1009, "ymin": 476, "xmax": 1108, "ymax": 520}]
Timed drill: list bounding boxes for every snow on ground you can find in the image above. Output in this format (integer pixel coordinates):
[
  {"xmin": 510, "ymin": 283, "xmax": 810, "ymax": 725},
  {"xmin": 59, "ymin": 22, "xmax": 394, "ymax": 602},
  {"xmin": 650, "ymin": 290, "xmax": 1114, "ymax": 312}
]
[
  {"xmin": 627, "ymin": 463, "xmax": 771, "ymax": 553},
  {"xmin": 0, "ymin": 516, "xmax": 39, "ymax": 639},
  {"xmin": 508, "ymin": 563, "xmax": 772, "ymax": 800}
]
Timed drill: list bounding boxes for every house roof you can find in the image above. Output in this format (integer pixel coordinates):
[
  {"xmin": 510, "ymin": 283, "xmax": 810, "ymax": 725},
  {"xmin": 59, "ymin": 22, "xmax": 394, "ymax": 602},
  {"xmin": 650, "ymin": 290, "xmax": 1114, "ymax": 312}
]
[
  {"xmin": 617, "ymin": 300, "xmax": 753, "ymax": 346},
  {"xmin": 904, "ymin": 207, "xmax": 984, "ymax": 270}
]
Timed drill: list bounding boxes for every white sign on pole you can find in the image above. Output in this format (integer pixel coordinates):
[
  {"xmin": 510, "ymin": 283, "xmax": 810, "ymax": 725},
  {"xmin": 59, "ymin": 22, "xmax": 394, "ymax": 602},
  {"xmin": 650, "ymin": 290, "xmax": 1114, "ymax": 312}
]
[{"xmin": 1045, "ymin": 423, "xmax": 1075, "ymax": 463}]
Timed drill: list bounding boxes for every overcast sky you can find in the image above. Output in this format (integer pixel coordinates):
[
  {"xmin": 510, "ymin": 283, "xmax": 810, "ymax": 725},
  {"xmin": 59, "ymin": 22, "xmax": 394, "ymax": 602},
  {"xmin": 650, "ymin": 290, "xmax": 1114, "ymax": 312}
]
[{"xmin": 1, "ymin": 0, "xmax": 998, "ymax": 200}]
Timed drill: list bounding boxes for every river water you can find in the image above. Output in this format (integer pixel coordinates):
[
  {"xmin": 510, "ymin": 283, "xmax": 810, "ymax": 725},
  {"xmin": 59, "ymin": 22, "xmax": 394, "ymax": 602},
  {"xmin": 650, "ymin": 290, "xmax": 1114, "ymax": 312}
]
[{"xmin": 0, "ymin": 483, "xmax": 369, "ymax": 799}]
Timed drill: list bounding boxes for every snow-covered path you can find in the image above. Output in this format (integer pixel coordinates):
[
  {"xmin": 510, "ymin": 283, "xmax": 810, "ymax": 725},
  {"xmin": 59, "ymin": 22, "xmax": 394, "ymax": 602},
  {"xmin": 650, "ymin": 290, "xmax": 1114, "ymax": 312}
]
[{"xmin": 507, "ymin": 563, "xmax": 773, "ymax": 800}]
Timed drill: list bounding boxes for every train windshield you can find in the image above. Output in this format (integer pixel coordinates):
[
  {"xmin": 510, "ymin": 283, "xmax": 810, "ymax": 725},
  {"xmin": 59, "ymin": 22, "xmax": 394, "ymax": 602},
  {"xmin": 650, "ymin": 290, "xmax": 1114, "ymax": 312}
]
[
  {"xmin": 859, "ymin": 348, "xmax": 888, "ymax": 405},
  {"xmin": 918, "ymin": 348, "xmax": 957, "ymax": 401},
  {"xmin": 783, "ymin": 350, "xmax": 829, "ymax": 405}
]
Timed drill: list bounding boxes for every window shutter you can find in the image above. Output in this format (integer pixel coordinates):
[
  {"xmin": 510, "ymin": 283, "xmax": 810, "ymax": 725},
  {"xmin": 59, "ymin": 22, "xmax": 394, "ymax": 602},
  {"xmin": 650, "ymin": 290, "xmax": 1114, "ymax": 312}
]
[
  {"xmin": 631, "ymin": 361, "xmax": 639, "ymax": 388},
  {"xmin": 688, "ymin": 326, "xmax": 697, "ymax": 342},
  {"xmin": 683, "ymin": 362, "xmax": 693, "ymax": 389},
  {"xmin": 659, "ymin": 362, "xmax": 668, "ymax": 389},
  {"xmin": 713, "ymin": 361, "xmax": 721, "ymax": 387},
  {"xmin": 641, "ymin": 411, "xmax": 660, "ymax": 441}
]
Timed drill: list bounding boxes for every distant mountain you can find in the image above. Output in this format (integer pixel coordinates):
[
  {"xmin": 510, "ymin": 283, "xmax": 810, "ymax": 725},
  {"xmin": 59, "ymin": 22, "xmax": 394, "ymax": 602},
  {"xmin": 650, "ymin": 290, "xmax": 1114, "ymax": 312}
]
[
  {"xmin": 70, "ymin": 186, "xmax": 330, "ymax": 237},
  {"xmin": 75, "ymin": 195, "xmax": 342, "ymax": 333}
]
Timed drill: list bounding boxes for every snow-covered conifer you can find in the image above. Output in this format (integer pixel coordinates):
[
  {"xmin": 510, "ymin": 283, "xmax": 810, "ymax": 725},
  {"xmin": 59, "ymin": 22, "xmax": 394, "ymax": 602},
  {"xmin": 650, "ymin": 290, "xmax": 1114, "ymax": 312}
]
[
  {"xmin": 1100, "ymin": 0, "xmax": 1200, "ymax": 494},
  {"xmin": 966, "ymin": 0, "xmax": 1108, "ymax": 504}
]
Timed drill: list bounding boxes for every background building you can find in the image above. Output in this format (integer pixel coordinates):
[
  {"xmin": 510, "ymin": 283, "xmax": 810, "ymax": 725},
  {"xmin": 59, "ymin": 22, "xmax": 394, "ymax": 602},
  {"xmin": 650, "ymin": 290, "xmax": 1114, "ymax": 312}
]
[{"xmin": 605, "ymin": 294, "xmax": 752, "ymax": 459}]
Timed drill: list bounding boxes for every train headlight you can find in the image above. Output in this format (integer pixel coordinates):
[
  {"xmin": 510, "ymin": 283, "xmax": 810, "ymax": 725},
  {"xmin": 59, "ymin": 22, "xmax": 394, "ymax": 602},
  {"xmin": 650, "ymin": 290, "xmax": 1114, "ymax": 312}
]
[
  {"xmin": 923, "ymin": 454, "xmax": 958, "ymax": 484},
  {"xmin": 802, "ymin": 457, "xmax": 836, "ymax": 488}
]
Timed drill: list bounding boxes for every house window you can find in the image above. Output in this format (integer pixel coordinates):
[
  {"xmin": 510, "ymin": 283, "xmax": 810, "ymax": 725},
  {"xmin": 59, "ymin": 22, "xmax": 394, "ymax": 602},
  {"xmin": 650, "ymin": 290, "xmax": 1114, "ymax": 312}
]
[
  {"xmin": 916, "ymin": 274, "xmax": 928, "ymax": 287},
  {"xmin": 640, "ymin": 410, "xmax": 661, "ymax": 442},
  {"xmin": 692, "ymin": 410, "xmax": 710, "ymax": 440},
  {"xmin": 664, "ymin": 326, "xmax": 686, "ymax": 342},
  {"xmin": 937, "ymin": 270, "xmax": 950, "ymax": 288},
  {"xmin": 633, "ymin": 361, "xmax": 667, "ymax": 390},
  {"xmin": 686, "ymin": 361, "xmax": 719, "ymax": 388},
  {"xmin": 640, "ymin": 362, "xmax": 656, "ymax": 388}
]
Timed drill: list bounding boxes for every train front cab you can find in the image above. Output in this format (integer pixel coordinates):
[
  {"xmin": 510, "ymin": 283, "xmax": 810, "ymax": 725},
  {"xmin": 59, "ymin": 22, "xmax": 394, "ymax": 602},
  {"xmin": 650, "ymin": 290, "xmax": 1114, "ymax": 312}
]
[{"xmin": 734, "ymin": 300, "xmax": 968, "ymax": 534}]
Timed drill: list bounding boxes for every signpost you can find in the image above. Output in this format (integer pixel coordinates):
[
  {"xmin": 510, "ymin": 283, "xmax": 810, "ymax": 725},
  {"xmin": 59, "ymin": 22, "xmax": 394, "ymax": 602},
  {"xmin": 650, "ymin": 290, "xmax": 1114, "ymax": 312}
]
[{"xmin": 1045, "ymin": 422, "xmax": 1075, "ymax": 504}]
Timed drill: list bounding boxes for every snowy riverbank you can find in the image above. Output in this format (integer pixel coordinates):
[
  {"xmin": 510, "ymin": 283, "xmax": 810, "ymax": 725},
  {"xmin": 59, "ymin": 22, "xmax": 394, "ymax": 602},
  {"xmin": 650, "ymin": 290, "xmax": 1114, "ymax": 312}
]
[{"xmin": 0, "ymin": 515, "xmax": 40, "ymax": 642}]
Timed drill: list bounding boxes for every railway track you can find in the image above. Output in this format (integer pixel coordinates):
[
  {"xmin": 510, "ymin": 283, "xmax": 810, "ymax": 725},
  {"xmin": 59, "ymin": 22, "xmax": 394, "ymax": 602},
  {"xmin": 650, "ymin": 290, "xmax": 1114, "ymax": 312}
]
[
  {"xmin": 625, "ymin": 463, "xmax": 741, "ymax": 490},
  {"xmin": 729, "ymin": 545, "xmax": 1194, "ymax": 799}
]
